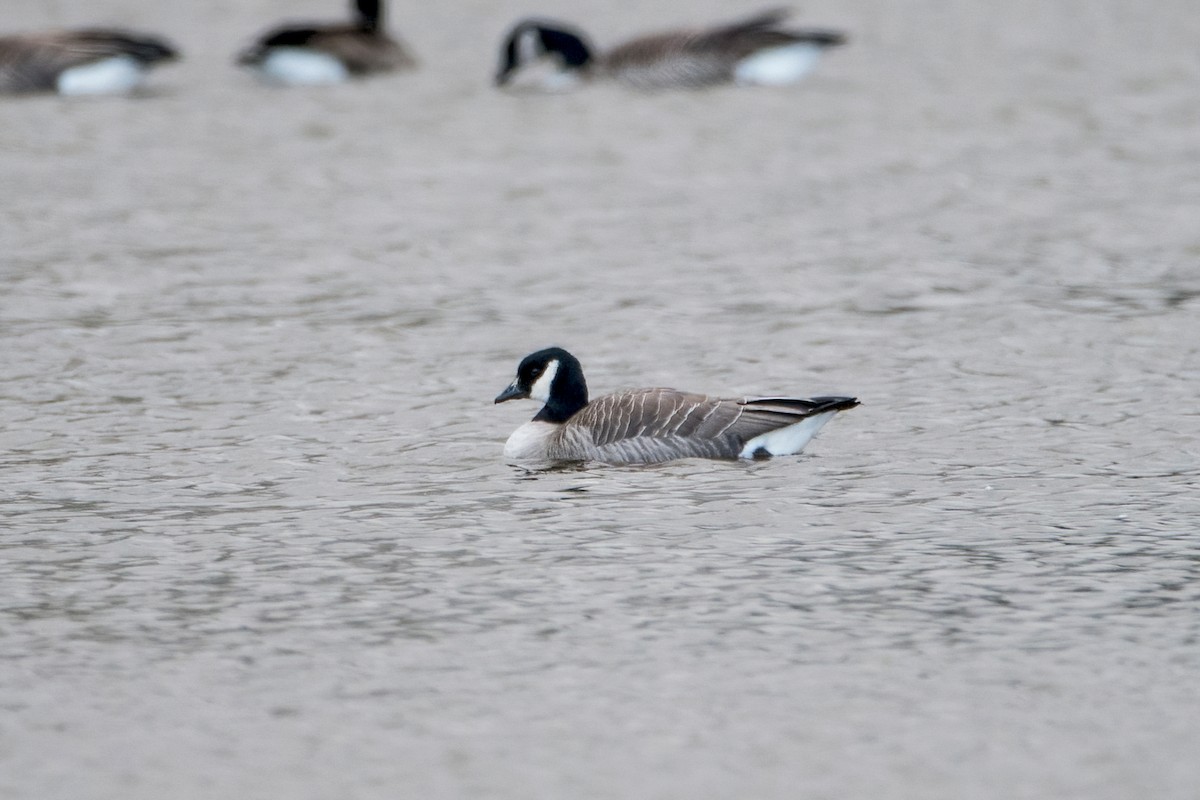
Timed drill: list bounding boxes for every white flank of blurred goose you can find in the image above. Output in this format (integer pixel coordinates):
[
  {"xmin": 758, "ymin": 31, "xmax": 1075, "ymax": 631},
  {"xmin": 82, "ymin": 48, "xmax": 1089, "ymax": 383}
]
[
  {"xmin": 494, "ymin": 348, "xmax": 858, "ymax": 465},
  {"xmin": 0, "ymin": 29, "xmax": 178, "ymax": 95},
  {"xmin": 495, "ymin": 8, "xmax": 846, "ymax": 91},
  {"xmin": 237, "ymin": 0, "xmax": 415, "ymax": 85}
]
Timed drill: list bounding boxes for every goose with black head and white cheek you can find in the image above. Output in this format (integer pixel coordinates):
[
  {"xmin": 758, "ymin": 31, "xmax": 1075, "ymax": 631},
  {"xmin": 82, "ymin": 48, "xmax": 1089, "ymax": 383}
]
[
  {"xmin": 495, "ymin": 8, "xmax": 846, "ymax": 92},
  {"xmin": 0, "ymin": 29, "xmax": 178, "ymax": 96},
  {"xmin": 494, "ymin": 348, "xmax": 858, "ymax": 465},
  {"xmin": 237, "ymin": 0, "xmax": 416, "ymax": 86}
]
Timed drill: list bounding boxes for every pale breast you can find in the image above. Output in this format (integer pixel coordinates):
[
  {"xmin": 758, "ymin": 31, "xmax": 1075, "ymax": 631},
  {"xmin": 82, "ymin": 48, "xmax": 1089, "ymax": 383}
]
[{"xmin": 503, "ymin": 421, "xmax": 561, "ymax": 460}]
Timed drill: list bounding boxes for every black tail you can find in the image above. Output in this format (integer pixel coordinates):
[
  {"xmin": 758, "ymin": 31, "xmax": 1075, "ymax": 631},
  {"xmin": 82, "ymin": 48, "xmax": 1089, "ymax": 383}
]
[
  {"xmin": 702, "ymin": 9, "xmax": 848, "ymax": 52},
  {"xmin": 77, "ymin": 29, "xmax": 179, "ymax": 63}
]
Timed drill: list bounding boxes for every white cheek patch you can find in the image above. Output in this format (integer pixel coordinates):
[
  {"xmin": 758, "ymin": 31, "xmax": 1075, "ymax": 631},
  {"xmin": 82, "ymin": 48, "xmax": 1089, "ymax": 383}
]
[
  {"xmin": 517, "ymin": 28, "xmax": 542, "ymax": 65},
  {"xmin": 529, "ymin": 359, "xmax": 559, "ymax": 403}
]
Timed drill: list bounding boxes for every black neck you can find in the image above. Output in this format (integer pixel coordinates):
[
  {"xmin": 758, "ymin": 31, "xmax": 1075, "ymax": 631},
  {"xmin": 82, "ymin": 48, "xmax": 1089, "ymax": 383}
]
[
  {"xmin": 533, "ymin": 359, "xmax": 588, "ymax": 424},
  {"xmin": 355, "ymin": 0, "xmax": 383, "ymax": 31},
  {"xmin": 541, "ymin": 25, "xmax": 592, "ymax": 69}
]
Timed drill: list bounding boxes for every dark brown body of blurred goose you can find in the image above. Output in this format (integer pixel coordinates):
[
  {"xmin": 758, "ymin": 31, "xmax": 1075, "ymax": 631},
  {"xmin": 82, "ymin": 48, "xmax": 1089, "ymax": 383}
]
[
  {"xmin": 237, "ymin": 0, "xmax": 415, "ymax": 85},
  {"xmin": 0, "ymin": 29, "xmax": 177, "ymax": 95},
  {"xmin": 496, "ymin": 8, "xmax": 845, "ymax": 91}
]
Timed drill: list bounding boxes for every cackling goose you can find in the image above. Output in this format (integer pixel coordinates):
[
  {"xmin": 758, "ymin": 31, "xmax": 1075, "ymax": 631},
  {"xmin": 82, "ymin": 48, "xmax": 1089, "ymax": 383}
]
[
  {"xmin": 0, "ymin": 29, "xmax": 178, "ymax": 95},
  {"xmin": 494, "ymin": 347, "xmax": 858, "ymax": 464},
  {"xmin": 237, "ymin": 0, "xmax": 416, "ymax": 85},
  {"xmin": 495, "ymin": 9, "xmax": 846, "ymax": 92}
]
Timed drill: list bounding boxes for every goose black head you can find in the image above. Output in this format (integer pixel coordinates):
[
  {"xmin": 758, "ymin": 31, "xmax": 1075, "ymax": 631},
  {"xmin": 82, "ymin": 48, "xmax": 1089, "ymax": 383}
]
[
  {"xmin": 495, "ymin": 19, "xmax": 594, "ymax": 86},
  {"xmin": 494, "ymin": 347, "xmax": 589, "ymax": 423}
]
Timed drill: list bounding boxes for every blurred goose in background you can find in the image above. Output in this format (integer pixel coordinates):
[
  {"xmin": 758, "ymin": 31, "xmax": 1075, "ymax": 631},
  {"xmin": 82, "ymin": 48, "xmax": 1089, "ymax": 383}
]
[
  {"xmin": 237, "ymin": 0, "xmax": 415, "ymax": 85},
  {"xmin": 495, "ymin": 347, "xmax": 858, "ymax": 465},
  {"xmin": 0, "ymin": 29, "xmax": 178, "ymax": 95},
  {"xmin": 495, "ymin": 8, "xmax": 845, "ymax": 91}
]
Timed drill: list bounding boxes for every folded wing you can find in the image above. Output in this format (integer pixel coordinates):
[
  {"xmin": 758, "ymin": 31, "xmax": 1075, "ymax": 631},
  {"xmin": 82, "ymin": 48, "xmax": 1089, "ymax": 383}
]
[{"xmin": 560, "ymin": 388, "xmax": 856, "ymax": 462}]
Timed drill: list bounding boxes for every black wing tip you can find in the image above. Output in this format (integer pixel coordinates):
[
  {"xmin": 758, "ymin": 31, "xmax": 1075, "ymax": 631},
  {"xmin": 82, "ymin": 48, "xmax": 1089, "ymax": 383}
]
[
  {"xmin": 742, "ymin": 396, "xmax": 860, "ymax": 414},
  {"xmin": 809, "ymin": 396, "xmax": 860, "ymax": 413},
  {"xmin": 802, "ymin": 29, "xmax": 848, "ymax": 48},
  {"xmin": 728, "ymin": 9, "xmax": 848, "ymax": 47},
  {"xmin": 71, "ymin": 28, "xmax": 180, "ymax": 62},
  {"xmin": 736, "ymin": 8, "xmax": 794, "ymax": 27}
]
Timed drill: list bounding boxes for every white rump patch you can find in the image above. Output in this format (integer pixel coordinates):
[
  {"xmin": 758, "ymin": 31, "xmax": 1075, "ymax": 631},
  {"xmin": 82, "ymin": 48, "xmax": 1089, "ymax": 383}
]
[
  {"xmin": 257, "ymin": 48, "xmax": 349, "ymax": 85},
  {"xmin": 57, "ymin": 56, "xmax": 144, "ymax": 95},
  {"xmin": 733, "ymin": 43, "xmax": 824, "ymax": 86},
  {"xmin": 529, "ymin": 359, "xmax": 559, "ymax": 403},
  {"xmin": 739, "ymin": 411, "xmax": 837, "ymax": 458}
]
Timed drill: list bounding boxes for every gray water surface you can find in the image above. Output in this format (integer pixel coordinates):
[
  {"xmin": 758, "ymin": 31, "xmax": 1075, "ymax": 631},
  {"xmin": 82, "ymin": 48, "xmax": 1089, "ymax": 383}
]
[{"xmin": 2, "ymin": 2, "xmax": 1199, "ymax": 798}]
